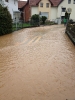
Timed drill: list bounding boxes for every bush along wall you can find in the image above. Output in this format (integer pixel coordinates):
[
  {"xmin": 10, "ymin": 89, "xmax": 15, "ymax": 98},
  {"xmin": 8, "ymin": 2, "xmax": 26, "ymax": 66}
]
[
  {"xmin": 41, "ymin": 16, "xmax": 47, "ymax": 24},
  {"xmin": 31, "ymin": 14, "xmax": 40, "ymax": 26},
  {"xmin": 0, "ymin": 4, "xmax": 12, "ymax": 36}
]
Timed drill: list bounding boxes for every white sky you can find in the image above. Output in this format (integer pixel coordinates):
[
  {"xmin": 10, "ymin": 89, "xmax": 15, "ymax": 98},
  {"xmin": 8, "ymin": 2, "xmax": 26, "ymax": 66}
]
[{"xmin": 20, "ymin": 0, "xmax": 27, "ymax": 1}]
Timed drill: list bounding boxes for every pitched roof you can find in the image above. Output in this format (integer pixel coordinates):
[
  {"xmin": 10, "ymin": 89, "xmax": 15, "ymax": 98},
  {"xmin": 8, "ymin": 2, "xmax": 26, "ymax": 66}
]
[
  {"xmin": 25, "ymin": 0, "xmax": 62, "ymax": 7},
  {"xmin": 50, "ymin": 0, "xmax": 62, "ymax": 7},
  {"xmin": 29, "ymin": 0, "xmax": 41, "ymax": 6},
  {"xmin": 18, "ymin": 1, "xmax": 27, "ymax": 8}
]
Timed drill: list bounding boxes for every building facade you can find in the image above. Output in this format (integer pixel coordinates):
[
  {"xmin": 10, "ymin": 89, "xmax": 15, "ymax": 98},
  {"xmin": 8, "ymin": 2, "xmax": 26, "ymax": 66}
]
[
  {"xmin": 58, "ymin": 0, "xmax": 75, "ymax": 20},
  {"xmin": 0, "ymin": 0, "xmax": 20, "ymax": 22},
  {"xmin": 21, "ymin": 0, "xmax": 75, "ymax": 22}
]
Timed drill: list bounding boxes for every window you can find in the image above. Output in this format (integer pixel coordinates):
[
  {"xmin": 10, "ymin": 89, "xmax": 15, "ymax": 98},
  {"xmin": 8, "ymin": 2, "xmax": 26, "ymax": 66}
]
[
  {"xmin": 40, "ymin": 3, "xmax": 43, "ymax": 7},
  {"xmin": 73, "ymin": 0, "xmax": 75, "ymax": 4},
  {"xmin": 68, "ymin": 0, "xmax": 71, "ymax": 4},
  {"xmin": 62, "ymin": 8, "xmax": 66, "ymax": 12},
  {"xmin": 46, "ymin": 3, "xmax": 49, "ymax": 8},
  {"xmin": 5, "ymin": 0, "xmax": 8, "ymax": 2}
]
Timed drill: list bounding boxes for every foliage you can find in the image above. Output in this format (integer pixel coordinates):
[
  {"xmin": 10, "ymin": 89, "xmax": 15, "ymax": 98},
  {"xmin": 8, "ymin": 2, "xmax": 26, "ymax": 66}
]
[
  {"xmin": 65, "ymin": 11, "xmax": 71, "ymax": 20},
  {"xmin": 65, "ymin": 11, "xmax": 69, "ymax": 19},
  {"xmin": 31, "ymin": 14, "xmax": 39, "ymax": 21},
  {"xmin": 31, "ymin": 14, "xmax": 40, "ymax": 26},
  {"xmin": 68, "ymin": 19, "xmax": 73, "ymax": 24},
  {"xmin": 0, "ymin": 4, "xmax": 12, "ymax": 36},
  {"xmin": 41, "ymin": 16, "xmax": 47, "ymax": 24},
  {"xmin": 12, "ymin": 22, "xmax": 32, "ymax": 31}
]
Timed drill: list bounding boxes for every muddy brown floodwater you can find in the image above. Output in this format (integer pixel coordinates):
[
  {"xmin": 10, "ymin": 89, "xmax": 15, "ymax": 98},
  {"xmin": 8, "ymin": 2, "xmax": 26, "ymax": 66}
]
[{"xmin": 0, "ymin": 25, "xmax": 75, "ymax": 100}]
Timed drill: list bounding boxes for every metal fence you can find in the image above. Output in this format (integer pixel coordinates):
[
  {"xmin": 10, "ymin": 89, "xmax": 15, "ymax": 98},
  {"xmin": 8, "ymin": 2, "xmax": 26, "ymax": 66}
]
[{"xmin": 12, "ymin": 19, "xmax": 40, "ymax": 32}]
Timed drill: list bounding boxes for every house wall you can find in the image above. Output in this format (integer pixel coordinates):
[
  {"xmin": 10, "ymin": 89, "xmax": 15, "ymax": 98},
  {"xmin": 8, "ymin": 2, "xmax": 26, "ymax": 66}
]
[
  {"xmin": 24, "ymin": 3, "xmax": 31, "ymax": 22},
  {"xmin": 31, "ymin": 7, "xmax": 39, "ymax": 16},
  {"xmin": 58, "ymin": 0, "xmax": 75, "ymax": 20},
  {"xmin": 50, "ymin": 7, "xmax": 57, "ymax": 21},
  {"xmin": 38, "ymin": 0, "xmax": 51, "ymax": 20},
  {"xmin": 3, "ymin": 0, "xmax": 19, "ymax": 20}
]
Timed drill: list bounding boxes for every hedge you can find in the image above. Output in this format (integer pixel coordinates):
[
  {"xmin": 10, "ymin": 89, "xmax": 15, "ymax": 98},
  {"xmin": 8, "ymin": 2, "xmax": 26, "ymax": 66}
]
[{"xmin": 0, "ymin": 4, "xmax": 12, "ymax": 36}]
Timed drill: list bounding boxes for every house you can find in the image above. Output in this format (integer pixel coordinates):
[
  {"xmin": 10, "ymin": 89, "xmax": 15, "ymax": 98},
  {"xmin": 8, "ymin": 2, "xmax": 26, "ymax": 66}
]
[
  {"xmin": 23, "ymin": 0, "xmax": 62, "ymax": 22},
  {"xmin": 57, "ymin": 0, "xmax": 75, "ymax": 20},
  {"xmin": 23, "ymin": 0, "xmax": 75, "ymax": 22},
  {"xmin": 0, "ymin": 0, "xmax": 20, "ymax": 22},
  {"xmin": 18, "ymin": 1, "xmax": 27, "ymax": 21}
]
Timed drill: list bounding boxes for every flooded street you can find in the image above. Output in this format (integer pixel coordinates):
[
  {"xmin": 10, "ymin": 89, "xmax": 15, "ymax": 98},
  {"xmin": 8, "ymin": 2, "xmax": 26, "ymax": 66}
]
[{"xmin": 0, "ymin": 25, "xmax": 75, "ymax": 100}]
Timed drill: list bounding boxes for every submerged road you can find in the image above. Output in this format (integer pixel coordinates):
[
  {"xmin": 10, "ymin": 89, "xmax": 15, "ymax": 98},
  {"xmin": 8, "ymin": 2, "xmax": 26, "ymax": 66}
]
[{"xmin": 0, "ymin": 25, "xmax": 75, "ymax": 100}]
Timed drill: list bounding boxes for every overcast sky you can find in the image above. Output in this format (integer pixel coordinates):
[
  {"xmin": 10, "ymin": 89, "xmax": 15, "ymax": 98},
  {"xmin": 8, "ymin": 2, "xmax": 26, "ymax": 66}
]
[{"xmin": 20, "ymin": 0, "xmax": 27, "ymax": 1}]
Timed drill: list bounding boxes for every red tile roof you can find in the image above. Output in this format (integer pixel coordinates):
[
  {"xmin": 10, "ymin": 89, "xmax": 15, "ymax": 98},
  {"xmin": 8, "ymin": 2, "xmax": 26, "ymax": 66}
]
[
  {"xmin": 26, "ymin": 0, "xmax": 62, "ymax": 7},
  {"xmin": 50, "ymin": 0, "xmax": 62, "ymax": 6},
  {"xmin": 18, "ymin": 1, "xmax": 27, "ymax": 8},
  {"xmin": 29, "ymin": 0, "xmax": 40, "ymax": 6}
]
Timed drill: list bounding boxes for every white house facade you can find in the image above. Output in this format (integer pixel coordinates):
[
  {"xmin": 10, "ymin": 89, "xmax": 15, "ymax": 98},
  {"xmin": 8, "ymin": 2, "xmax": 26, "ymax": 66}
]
[
  {"xmin": 50, "ymin": 0, "xmax": 75, "ymax": 22},
  {"xmin": 0, "ymin": 0, "xmax": 20, "ymax": 21},
  {"xmin": 57, "ymin": 0, "xmax": 75, "ymax": 20},
  {"xmin": 50, "ymin": 7, "xmax": 58, "ymax": 21}
]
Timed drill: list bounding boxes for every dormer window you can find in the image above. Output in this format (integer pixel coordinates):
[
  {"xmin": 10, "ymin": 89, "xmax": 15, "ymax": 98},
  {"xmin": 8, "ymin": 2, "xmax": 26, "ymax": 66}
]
[
  {"xmin": 73, "ymin": 0, "xmax": 75, "ymax": 4},
  {"xmin": 68, "ymin": 0, "xmax": 71, "ymax": 4},
  {"xmin": 40, "ymin": 3, "xmax": 43, "ymax": 7},
  {"xmin": 5, "ymin": 0, "xmax": 8, "ymax": 2}
]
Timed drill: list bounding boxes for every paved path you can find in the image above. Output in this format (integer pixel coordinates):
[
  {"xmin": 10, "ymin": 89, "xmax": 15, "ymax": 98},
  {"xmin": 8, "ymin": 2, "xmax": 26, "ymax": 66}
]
[{"xmin": 0, "ymin": 25, "xmax": 75, "ymax": 100}]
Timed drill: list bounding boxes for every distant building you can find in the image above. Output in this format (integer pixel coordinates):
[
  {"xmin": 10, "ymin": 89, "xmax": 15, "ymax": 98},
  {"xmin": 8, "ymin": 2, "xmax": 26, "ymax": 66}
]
[
  {"xmin": 22, "ymin": 0, "xmax": 75, "ymax": 22},
  {"xmin": 18, "ymin": 1, "xmax": 27, "ymax": 21}
]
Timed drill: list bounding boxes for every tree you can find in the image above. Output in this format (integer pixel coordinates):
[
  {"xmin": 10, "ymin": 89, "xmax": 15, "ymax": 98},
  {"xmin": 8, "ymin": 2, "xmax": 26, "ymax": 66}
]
[
  {"xmin": 0, "ymin": 4, "xmax": 12, "ymax": 36},
  {"xmin": 31, "ymin": 14, "xmax": 40, "ymax": 26},
  {"xmin": 65, "ymin": 11, "xmax": 69, "ymax": 19},
  {"xmin": 31, "ymin": 14, "xmax": 39, "ymax": 21},
  {"xmin": 41, "ymin": 16, "xmax": 47, "ymax": 24}
]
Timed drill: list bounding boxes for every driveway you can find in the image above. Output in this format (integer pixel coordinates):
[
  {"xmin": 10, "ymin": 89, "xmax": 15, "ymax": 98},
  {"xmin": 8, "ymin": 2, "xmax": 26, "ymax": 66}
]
[{"xmin": 0, "ymin": 25, "xmax": 75, "ymax": 100}]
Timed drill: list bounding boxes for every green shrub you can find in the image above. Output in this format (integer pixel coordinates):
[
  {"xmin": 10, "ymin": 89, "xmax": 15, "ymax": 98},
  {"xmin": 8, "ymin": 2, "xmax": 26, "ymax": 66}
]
[
  {"xmin": 65, "ymin": 11, "xmax": 70, "ymax": 20},
  {"xmin": 0, "ymin": 4, "xmax": 12, "ymax": 36},
  {"xmin": 41, "ymin": 16, "xmax": 47, "ymax": 24},
  {"xmin": 31, "ymin": 14, "xmax": 39, "ymax": 21},
  {"xmin": 31, "ymin": 14, "xmax": 40, "ymax": 26}
]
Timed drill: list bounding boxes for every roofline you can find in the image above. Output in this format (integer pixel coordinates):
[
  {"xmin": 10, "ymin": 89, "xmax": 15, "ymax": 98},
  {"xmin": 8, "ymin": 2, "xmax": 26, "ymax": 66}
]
[
  {"xmin": 36, "ymin": 0, "xmax": 53, "ymax": 6},
  {"xmin": 18, "ymin": 1, "xmax": 27, "ymax": 9},
  {"xmin": 49, "ymin": 0, "xmax": 54, "ymax": 6},
  {"xmin": 57, "ymin": 0, "xmax": 64, "ymax": 6},
  {"xmin": 36, "ymin": 0, "xmax": 41, "ymax": 5},
  {"xmin": 23, "ymin": 0, "xmax": 62, "ymax": 8},
  {"xmin": 22, "ymin": 0, "xmax": 29, "ymax": 9}
]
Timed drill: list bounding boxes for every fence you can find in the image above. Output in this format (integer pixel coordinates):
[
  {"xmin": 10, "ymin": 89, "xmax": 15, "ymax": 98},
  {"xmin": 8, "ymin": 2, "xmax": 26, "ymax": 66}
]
[
  {"xmin": 12, "ymin": 19, "xmax": 40, "ymax": 32},
  {"xmin": 65, "ymin": 20, "xmax": 75, "ymax": 44}
]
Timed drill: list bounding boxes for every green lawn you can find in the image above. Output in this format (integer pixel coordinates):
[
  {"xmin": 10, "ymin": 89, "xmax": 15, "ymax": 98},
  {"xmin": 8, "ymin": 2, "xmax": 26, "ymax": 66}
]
[{"xmin": 12, "ymin": 23, "xmax": 32, "ymax": 31}]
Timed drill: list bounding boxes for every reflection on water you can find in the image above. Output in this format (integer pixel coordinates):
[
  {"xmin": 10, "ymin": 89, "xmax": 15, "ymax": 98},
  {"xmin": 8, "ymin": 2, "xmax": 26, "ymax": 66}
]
[{"xmin": 0, "ymin": 25, "xmax": 75, "ymax": 100}]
